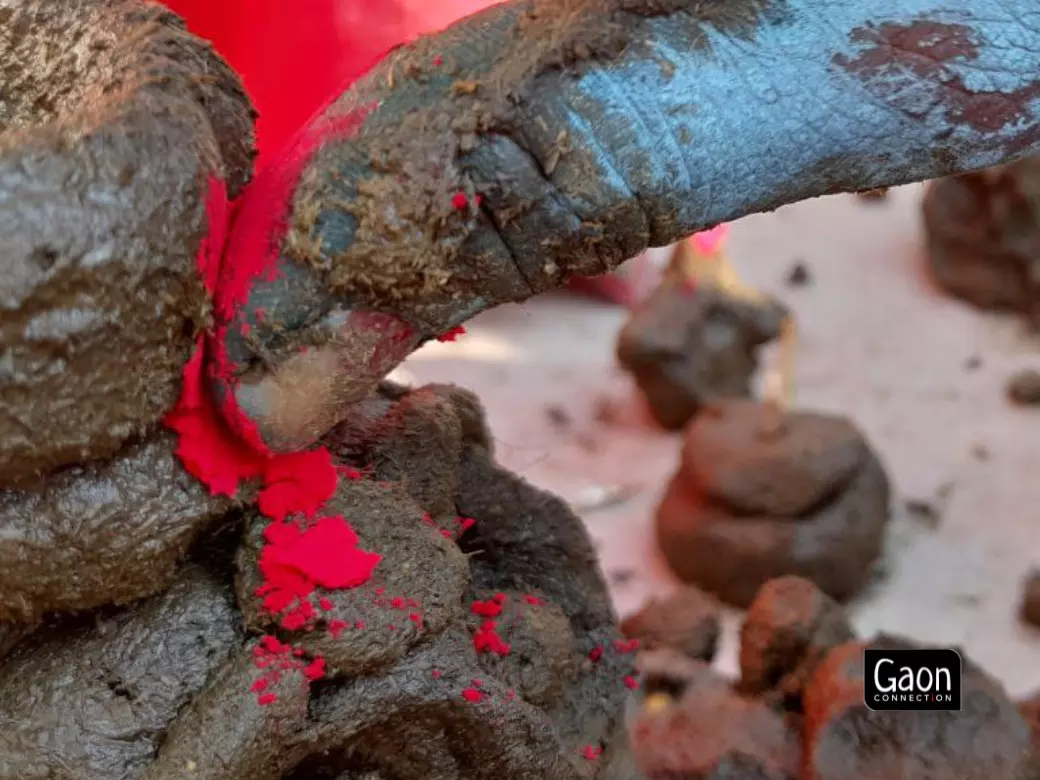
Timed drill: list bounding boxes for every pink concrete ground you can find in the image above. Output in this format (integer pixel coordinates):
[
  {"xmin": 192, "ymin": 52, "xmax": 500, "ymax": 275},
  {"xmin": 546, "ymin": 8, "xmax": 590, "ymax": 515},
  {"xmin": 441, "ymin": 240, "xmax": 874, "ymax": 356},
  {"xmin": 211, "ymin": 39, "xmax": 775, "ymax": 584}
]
[{"xmin": 394, "ymin": 185, "xmax": 1040, "ymax": 697}]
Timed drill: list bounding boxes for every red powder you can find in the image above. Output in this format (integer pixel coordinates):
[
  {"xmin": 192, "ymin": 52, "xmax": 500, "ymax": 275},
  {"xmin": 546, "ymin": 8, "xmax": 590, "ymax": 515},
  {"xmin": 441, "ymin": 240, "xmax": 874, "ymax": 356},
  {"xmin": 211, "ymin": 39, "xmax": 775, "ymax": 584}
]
[
  {"xmin": 164, "ymin": 340, "xmax": 267, "ymax": 497},
  {"xmin": 589, "ymin": 647, "xmax": 604, "ymax": 663},
  {"xmin": 523, "ymin": 595, "xmax": 542, "ymax": 606},
  {"xmin": 475, "ymin": 193, "xmax": 484, "ymax": 207},
  {"xmin": 432, "ymin": 670, "xmax": 443, "ymax": 679},
  {"xmin": 473, "ymin": 620, "xmax": 511, "ymax": 656},
  {"xmin": 356, "ymin": 621, "xmax": 366, "ymax": 630},
  {"xmin": 450, "ymin": 192, "xmax": 468, "ymax": 210},
  {"xmin": 251, "ymin": 634, "xmax": 326, "ymax": 705},
  {"xmin": 623, "ymin": 675, "xmax": 639, "ymax": 690},
  {"xmin": 303, "ymin": 657, "xmax": 327, "ymax": 681},
  {"xmin": 409, "ymin": 612, "xmax": 423, "ymax": 626},
  {"xmin": 582, "ymin": 745, "xmax": 603, "ymax": 761},
  {"xmin": 258, "ymin": 448, "xmax": 338, "ymax": 521},
  {"xmin": 506, "ymin": 689, "xmax": 516, "ymax": 701},
  {"xmin": 390, "ymin": 597, "xmax": 407, "ymax": 609},
  {"xmin": 470, "ymin": 598, "xmax": 503, "ymax": 618},
  {"xmin": 456, "ymin": 516, "xmax": 476, "ymax": 534},
  {"xmin": 615, "ymin": 638, "xmax": 640, "ymax": 654},
  {"xmin": 433, "ymin": 54, "xmax": 444, "ymax": 66},
  {"xmin": 471, "ymin": 678, "xmax": 483, "ymax": 688},
  {"xmin": 328, "ymin": 619, "xmax": 349, "ymax": 638},
  {"xmin": 256, "ymin": 515, "xmax": 381, "ymax": 630},
  {"xmin": 461, "ymin": 687, "xmax": 484, "ymax": 703},
  {"xmin": 281, "ymin": 600, "xmax": 317, "ymax": 630},
  {"xmin": 266, "ymin": 516, "xmax": 382, "ymax": 590},
  {"xmin": 436, "ymin": 325, "xmax": 466, "ymax": 342},
  {"xmin": 319, "ymin": 598, "xmax": 334, "ymax": 611}
]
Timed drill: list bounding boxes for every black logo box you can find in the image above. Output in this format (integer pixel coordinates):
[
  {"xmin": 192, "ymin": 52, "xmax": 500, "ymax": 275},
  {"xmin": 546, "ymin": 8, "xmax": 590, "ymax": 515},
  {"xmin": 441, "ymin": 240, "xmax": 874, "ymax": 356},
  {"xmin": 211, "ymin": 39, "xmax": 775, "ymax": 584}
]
[{"xmin": 864, "ymin": 648, "xmax": 962, "ymax": 712}]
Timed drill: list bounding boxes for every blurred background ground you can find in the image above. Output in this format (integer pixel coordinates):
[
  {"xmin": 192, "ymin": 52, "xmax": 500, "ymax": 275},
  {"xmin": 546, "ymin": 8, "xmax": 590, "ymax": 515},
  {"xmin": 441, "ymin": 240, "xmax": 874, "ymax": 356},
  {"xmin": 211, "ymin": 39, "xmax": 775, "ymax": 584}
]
[{"xmin": 390, "ymin": 184, "xmax": 1040, "ymax": 697}]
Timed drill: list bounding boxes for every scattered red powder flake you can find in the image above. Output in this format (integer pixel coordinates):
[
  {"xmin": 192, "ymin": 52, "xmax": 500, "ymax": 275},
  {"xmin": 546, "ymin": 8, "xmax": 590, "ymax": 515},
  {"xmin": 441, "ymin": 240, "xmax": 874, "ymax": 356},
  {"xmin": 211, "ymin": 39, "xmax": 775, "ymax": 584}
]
[
  {"xmin": 456, "ymin": 517, "xmax": 476, "ymax": 534},
  {"xmin": 432, "ymin": 670, "xmax": 443, "ymax": 679},
  {"xmin": 615, "ymin": 638, "xmax": 640, "ymax": 654},
  {"xmin": 355, "ymin": 621, "xmax": 366, "ymax": 630},
  {"xmin": 328, "ymin": 619, "xmax": 349, "ymax": 639},
  {"xmin": 319, "ymin": 598, "xmax": 334, "ymax": 611},
  {"xmin": 471, "ymin": 598, "xmax": 503, "ymax": 618},
  {"xmin": 589, "ymin": 647, "xmax": 604, "ymax": 663},
  {"xmin": 281, "ymin": 600, "xmax": 317, "ymax": 631},
  {"xmin": 375, "ymin": 587, "xmax": 386, "ymax": 596},
  {"xmin": 523, "ymin": 595, "xmax": 543, "ymax": 606},
  {"xmin": 492, "ymin": 593, "xmax": 507, "ymax": 603},
  {"xmin": 255, "ymin": 307, "xmax": 266, "ymax": 323},
  {"xmin": 261, "ymin": 635, "xmax": 291, "ymax": 654},
  {"xmin": 451, "ymin": 192, "xmax": 468, "ymax": 210},
  {"xmin": 433, "ymin": 54, "xmax": 443, "ymax": 66},
  {"xmin": 439, "ymin": 529, "xmax": 453, "ymax": 539},
  {"xmin": 582, "ymin": 745, "xmax": 603, "ymax": 761},
  {"xmin": 390, "ymin": 597, "xmax": 407, "ymax": 610},
  {"xmin": 336, "ymin": 465, "xmax": 364, "ymax": 480},
  {"xmin": 472, "ymin": 678, "xmax": 484, "ymax": 688},
  {"xmin": 409, "ymin": 613, "xmax": 423, "ymax": 626},
  {"xmin": 303, "ymin": 658, "xmax": 327, "ymax": 681},
  {"xmin": 461, "ymin": 687, "xmax": 484, "ymax": 703},
  {"xmin": 506, "ymin": 690, "xmax": 517, "ymax": 701},
  {"xmin": 436, "ymin": 325, "xmax": 466, "ymax": 342},
  {"xmin": 257, "ymin": 448, "xmax": 338, "ymax": 522},
  {"xmin": 475, "ymin": 193, "xmax": 484, "ymax": 206},
  {"xmin": 250, "ymin": 635, "xmax": 327, "ymax": 705},
  {"xmin": 421, "ymin": 514, "xmax": 436, "ymax": 527},
  {"xmin": 624, "ymin": 675, "xmax": 639, "ymax": 690},
  {"xmin": 473, "ymin": 620, "xmax": 511, "ymax": 656}
]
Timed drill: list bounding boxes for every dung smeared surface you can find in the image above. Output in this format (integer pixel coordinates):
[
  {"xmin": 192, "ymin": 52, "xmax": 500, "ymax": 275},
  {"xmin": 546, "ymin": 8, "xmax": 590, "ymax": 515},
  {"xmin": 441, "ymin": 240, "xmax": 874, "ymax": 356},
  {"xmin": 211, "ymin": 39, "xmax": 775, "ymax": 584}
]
[
  {"xmin": 656, "ymin": 400, "xmax": 891, "ymax": 607},
  {"xmin": 0, "ymin": 432, "xmax": 231, "ymax": 622},
  {"xmin": 621, "ymin": 585, "xmax": 720, "ymax": 662},
  {"xmin": 0, "ymin": 0, "xmax": 255, "ymax": 485},
  {"xmin": 922, "ymin": 158, "xmax": 1040, "ymax": 328},
  {"xmin": 0, "ymin": 567, "xmax": 241, "ymax": 780},
  {"xmin": 616, "ymin": 284, "xmax": 788, "ymax": 430},
  {"xmin": 803, "ymin": 635, "xmax": 1037, "ymax": 780}
]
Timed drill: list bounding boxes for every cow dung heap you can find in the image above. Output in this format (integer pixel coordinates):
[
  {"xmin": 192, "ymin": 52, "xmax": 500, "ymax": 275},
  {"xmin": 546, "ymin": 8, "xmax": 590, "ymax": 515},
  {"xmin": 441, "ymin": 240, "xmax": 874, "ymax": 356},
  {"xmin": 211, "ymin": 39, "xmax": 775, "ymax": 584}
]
[
  {"xmin": 656, "ymin": 399, "xmax": 892, "ymax": 607},
  {"xmin": 922, "ymin": 157, "xmax": 1040, "ymax": 329},
  {"xmin": 628, "ymin": 576, "xmax": 1040, "ymax": 780},
  {"xmin": 616, "ymin": 280, "xmax": 788, "ymax": 431},
  {"xmin": 0, "ymin": 382, "xmax": 638, "ymax": 780},
  {"xmin": 0, "ymin": 2, "xmax": 635, "ymax": 776}
]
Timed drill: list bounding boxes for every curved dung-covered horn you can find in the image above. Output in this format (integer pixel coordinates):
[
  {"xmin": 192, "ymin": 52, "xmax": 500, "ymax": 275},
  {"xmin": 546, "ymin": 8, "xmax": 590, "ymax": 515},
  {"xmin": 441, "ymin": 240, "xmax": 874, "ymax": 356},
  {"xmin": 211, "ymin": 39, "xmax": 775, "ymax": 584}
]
[{"xmin": 143, "ymin": 2, "xmax": 1040, "ymax": 452}]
